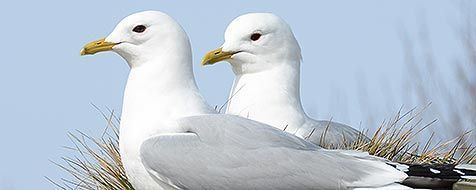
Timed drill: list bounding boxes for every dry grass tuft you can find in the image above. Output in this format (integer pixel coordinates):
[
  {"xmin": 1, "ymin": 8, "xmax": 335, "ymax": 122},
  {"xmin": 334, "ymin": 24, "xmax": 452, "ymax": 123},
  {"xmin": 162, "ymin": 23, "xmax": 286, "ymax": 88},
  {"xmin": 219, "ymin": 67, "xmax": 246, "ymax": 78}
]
[
  {"xmin": 49, "ymin": 107, "xmax": 475, "ymax": 190},
  {"xmin": 321, "ymin": 106, "xmax": 476, "ymax": 165},
  {"xmin": 47, "ymin": 108, "xmax": 134, "ymax": 190}
]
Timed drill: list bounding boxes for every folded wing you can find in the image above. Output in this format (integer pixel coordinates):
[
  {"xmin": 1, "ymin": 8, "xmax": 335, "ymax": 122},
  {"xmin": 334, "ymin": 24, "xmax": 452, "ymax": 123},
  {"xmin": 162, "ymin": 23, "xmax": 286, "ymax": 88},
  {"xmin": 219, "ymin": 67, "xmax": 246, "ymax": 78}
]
[
  {"xmin": 295, "ymin": 120, "xmax": 369, "ymax": 147},
  {"xmin": 140, "ymin": 114, "xmax": 407, "ymax": 190}
]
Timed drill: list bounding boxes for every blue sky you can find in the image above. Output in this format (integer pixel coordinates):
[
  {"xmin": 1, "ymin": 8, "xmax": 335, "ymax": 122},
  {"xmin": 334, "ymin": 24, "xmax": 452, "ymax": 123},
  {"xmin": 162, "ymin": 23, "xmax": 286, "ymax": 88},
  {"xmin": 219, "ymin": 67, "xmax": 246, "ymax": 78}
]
[{"xmin": 0, "ymin": 1, "xmax": 471, "ymax": 189}]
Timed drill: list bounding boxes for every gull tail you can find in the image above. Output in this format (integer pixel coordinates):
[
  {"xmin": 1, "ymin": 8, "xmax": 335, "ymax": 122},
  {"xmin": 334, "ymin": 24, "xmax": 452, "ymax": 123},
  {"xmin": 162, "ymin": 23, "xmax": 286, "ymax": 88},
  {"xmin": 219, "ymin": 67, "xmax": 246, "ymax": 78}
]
[{"xmin": 387, "ymin": 163, "xmax": 476, "ymax": 188}]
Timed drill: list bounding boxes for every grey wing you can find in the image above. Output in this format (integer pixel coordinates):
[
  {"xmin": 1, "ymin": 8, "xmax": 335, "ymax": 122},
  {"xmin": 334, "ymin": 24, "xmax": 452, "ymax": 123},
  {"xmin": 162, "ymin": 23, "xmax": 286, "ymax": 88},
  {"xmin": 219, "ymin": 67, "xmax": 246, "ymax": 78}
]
[
  {"xmin": 295, "ymin": 120, "xmax": 369, "ymax": 147},
  {"xmin": 140, "ymin": 114, "xmax": 405, "ymax": 190}
]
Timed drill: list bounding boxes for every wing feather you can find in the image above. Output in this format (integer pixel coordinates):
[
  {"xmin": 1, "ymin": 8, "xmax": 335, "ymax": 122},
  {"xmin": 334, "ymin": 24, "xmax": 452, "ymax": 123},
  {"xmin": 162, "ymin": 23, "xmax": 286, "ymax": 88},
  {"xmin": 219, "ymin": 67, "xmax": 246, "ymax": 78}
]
[{"xmin": 140, "ymin": 114, "xmax": 406, "ymax": 190}]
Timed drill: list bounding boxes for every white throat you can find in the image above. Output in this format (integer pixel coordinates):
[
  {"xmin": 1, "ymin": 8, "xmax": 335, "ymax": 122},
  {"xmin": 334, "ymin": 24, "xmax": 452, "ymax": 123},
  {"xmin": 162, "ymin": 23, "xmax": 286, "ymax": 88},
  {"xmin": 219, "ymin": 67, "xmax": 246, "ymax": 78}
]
[
  {"xmin": 119, "ymin": 42, "xmax": 214, "ymax": 190},
  {"xmin": 226, "ymin": 59, "xmax": 308, "ymax": 132}
]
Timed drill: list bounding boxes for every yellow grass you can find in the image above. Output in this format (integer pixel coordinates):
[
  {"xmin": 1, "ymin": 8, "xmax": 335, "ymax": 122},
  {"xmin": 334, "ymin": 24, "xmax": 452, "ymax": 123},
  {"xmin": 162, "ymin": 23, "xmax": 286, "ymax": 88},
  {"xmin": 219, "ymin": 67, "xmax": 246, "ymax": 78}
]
[{"xmin": 49, "ymin": 107, "xmax": 475, "ymax": 190}]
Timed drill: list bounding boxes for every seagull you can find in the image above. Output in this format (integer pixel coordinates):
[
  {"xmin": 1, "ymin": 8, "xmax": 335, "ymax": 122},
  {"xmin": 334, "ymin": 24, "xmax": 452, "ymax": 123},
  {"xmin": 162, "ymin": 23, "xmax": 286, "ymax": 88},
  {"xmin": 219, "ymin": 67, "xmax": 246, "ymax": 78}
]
[
  {"xmin": 80, "ymin": 11, "xmax": 476, "ymax": 190},
  {"xmin": 202, "ymin": 13, "xmax": 366, "ymax": 147},
  {"xmin": 81, "ymin": 11, "xmax": 215, "ymax": 190},
  {"xmin": 200, "ymin": 12, "xmax": 476, "ymax": 188}
]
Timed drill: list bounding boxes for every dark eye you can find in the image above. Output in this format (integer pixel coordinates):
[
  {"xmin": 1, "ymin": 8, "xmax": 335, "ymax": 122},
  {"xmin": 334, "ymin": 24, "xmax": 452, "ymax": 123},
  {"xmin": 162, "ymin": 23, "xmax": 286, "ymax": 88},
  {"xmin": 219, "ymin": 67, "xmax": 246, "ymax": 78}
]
[
  {"xmin": 250, "ymin": 33, "xmax": 261, "ymax": 41},
  {"xmin": 132, "ymin": 25, "xmax": 147, "ymax": 33}
]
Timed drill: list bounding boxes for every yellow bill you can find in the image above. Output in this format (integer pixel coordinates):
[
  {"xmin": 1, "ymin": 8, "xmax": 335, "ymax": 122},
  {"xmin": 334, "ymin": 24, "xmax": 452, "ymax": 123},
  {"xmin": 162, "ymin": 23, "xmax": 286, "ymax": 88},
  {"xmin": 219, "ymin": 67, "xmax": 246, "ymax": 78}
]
[
  {"xmin": 201, "ymin": 47, "xmax": 235, "ymax": 65},
  {"xmin": 80, "ymin": 38, "xmax": 119, "ymax": 56}
]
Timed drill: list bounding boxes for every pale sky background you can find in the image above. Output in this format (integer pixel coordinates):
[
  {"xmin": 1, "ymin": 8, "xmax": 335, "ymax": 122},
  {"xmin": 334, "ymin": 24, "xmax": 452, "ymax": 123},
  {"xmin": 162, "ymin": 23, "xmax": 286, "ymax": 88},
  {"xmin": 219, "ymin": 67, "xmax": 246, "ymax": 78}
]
[{"xmin": 0, "ymin": 1, "xmax": 473, "ymax": 189}]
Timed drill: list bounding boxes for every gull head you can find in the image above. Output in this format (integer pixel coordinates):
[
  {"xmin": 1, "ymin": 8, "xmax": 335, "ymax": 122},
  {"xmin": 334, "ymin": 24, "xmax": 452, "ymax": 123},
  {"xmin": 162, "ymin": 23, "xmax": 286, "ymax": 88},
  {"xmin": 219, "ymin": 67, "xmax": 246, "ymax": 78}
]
[
  {"xmin": 80, "ymin": 11, "xmax": 190, "ymax": 68},
  {"xmin": 202, "ymin": 13, "xmax": 301, "ymax": 74}
]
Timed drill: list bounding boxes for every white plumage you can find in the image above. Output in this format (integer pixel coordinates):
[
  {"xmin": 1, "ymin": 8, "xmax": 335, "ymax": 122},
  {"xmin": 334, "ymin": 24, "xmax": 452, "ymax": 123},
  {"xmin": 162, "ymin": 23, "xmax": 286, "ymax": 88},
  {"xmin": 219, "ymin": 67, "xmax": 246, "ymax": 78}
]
[
  {"xmin": 203, "ymin": 13, "xmax": 366, "ymax": 146},
  {"xmin": 83, "ymin": 11, "xmax": 216, "ymax": 190},
  {"xmin": 82, "ymin": 10, "xmax": 476, "ymax": 190},
  {"xmin": 82, "ymin": 10, "xmax": 409, "ymax": 190}
]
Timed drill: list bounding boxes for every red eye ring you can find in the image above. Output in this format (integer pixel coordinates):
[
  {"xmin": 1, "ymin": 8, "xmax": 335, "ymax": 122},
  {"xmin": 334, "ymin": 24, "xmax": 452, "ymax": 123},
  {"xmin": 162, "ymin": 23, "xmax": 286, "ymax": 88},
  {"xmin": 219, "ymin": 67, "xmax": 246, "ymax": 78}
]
[{"xmin": 250, "ymin": 33, "xmax": 261, "ymax": 41}]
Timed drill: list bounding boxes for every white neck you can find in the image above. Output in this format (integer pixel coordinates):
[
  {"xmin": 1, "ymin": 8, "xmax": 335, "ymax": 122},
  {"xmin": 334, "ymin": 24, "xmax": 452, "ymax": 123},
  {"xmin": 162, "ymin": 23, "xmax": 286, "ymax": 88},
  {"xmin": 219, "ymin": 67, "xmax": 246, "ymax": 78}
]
[
  {"xmin": 119, "ymin": 45, "xmax": 214, "ymax": 190},
  {"xmin": 121, "ymin": 44, "xmax": 213, "ymax": 136},
  {"xmin": 226, "ymin": 60, "xmax": 308, "ymax": 131}
]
